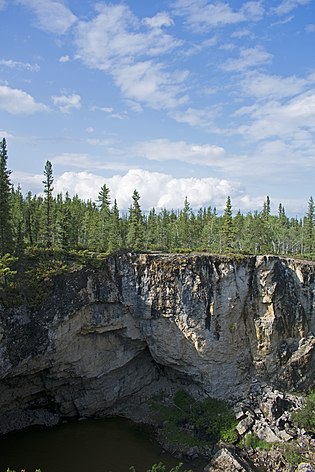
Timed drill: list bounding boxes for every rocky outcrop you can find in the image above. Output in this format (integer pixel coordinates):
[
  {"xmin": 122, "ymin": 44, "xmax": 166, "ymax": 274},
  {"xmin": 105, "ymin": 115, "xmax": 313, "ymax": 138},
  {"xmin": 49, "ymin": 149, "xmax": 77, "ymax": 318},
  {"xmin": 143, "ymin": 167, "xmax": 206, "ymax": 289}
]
[{"xmin": 0, "ymin": 253, "xmax": 314, "ymax": 434}]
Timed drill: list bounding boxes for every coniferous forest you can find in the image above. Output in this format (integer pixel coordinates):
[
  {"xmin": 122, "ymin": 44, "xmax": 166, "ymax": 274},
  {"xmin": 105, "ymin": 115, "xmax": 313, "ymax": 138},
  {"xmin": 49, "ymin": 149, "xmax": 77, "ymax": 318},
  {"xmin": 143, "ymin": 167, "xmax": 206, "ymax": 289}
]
[{"xmin": 0, "ymin": 138, "xmax": 314, "ymax": 260}]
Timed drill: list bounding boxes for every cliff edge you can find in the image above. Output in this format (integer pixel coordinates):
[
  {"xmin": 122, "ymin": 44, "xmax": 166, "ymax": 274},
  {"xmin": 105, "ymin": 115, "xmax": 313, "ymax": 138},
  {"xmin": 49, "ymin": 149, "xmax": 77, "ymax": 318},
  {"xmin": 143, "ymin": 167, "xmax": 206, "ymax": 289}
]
[{"xmin": 0, "ymin": 254, "xmax": 314, "ymax": 434}]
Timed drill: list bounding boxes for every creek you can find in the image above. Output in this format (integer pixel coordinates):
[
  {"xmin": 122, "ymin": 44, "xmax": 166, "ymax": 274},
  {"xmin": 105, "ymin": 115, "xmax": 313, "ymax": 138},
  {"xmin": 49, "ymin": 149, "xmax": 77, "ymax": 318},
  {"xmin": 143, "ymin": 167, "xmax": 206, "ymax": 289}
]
[{"xmin": 0, "ymin": 417, "xmax": 205, "ymax": 472}]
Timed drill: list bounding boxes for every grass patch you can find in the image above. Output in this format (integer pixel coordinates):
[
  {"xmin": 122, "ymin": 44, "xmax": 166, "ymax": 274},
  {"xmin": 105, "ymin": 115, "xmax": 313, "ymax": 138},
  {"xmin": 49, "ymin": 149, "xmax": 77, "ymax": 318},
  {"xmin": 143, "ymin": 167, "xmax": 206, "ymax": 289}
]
[
  {"xmin": 241, "ymin": 432, "xmax": 273, "ymax": 450},
  {"xmin": 151, "ymin": 390, "xmax": 238, "ymax": 449}
]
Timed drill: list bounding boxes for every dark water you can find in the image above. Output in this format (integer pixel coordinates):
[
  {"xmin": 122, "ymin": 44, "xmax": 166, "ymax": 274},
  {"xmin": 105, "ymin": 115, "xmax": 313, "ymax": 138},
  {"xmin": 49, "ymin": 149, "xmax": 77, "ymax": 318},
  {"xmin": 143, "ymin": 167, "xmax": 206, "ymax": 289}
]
[{"xmin": 0, "ymin": 417, "xmax": 205, "ymax": 472}]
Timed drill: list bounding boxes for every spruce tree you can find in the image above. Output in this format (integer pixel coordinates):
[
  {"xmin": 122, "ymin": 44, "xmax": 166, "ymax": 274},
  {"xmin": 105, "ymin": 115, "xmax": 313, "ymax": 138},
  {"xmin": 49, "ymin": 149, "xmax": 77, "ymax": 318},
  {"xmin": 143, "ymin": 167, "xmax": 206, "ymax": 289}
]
[
  {"xmin": 43, "ymin": 160, "xmax": 54, "ymax": 247},
  {"xmin": 108, "ymin": 199, "xmax": 122, "ymax": 252},
  {"xmin": 127, "ymin": 189, "xmax": 144, "ymax": 251},
  {"xmin": 222, "ymin": 195, "xmax": 234, "ymax": 252},
  {"xmin": 304, "ymin": 196, "xmax": 314, "ymax": 254},
  {"xmin": 0, "ymin": 138, "xmax": 13, "ymax": 255},
  {"xmin": 97, "ymin": 184, "xmax": 111, "ymax": 251}
]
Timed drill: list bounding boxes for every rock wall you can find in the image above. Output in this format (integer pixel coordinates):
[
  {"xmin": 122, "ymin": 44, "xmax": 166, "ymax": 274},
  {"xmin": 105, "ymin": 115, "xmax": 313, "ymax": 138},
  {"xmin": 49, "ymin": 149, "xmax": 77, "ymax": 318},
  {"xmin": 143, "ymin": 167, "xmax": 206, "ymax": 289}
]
[{"xmin": 0, "ymin": 254, "xmax": 314, "ymax": 433}]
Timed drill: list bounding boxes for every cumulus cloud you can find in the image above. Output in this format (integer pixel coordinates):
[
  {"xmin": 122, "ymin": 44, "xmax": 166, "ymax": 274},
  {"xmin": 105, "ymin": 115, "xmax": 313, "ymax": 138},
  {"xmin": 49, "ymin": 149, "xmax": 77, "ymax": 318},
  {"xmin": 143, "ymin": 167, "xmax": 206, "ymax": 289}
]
[
  {"xmin": 52, "ymin": 168, "xmax": 245, "ymax": 211},
  {"xmin": 173, "ymin": 0, "xmax": 264, "ymax": 31},
  {"xmin": 52, "ymin": 93, "xmax": 81, "ymax": 113},
  {"xmin": 221, "ymin": 46, "xmax": 272, "ymax": 71},
  {"xmin": 135, "ymin": 139, "xmax": 225, "ymax": 165},
  {"xmin": 16, "ymin": 0, "xmax": 77, "ymax": 34},
  {"xmin": 74, "ymin": 3, "xmax": 187, "ymax": 110},
  {"xmin": 0, "ymin": 85, "xmax": 48, "ymax": 114},
  {"xmin": 0, "ymin": 59, "xmax": 40, "ymax": 71}
]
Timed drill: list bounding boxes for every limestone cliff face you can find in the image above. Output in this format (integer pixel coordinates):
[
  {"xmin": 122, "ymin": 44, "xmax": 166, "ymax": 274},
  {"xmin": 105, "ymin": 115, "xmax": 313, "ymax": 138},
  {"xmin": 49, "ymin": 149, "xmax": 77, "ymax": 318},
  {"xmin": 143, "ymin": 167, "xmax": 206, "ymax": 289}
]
[{"xmin": 0, "ymin": 254, "xmax": 314, "ymax": 433}]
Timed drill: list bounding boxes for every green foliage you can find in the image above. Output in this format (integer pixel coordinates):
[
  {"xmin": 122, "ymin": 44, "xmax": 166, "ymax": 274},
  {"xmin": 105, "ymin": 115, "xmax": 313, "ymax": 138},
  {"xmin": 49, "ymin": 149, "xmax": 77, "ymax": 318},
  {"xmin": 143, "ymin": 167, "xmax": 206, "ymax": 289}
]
[
  {"xmin": 0, "ymin": 138, "xmax": 13, "ymax": 255},
  {"xmin": 1, "ymin": 142, "xmax": 315, "ymax": 259},
  {"xmin": 280, "ymin": 443, "xmax": 305, "ymax": 466},
  {"xmin": 0, "ymin": 254, "xmax": 17, "ymax": 288},
  {"xmin": 292, "ymin": 391, "xmax": 315, "ymax": 433},
  {"xmin": 129, "ymin": 462, "xmax": 192, "ymax": 472},
  {"xmin": 242, "ymin": 433, "xmax": 273, "ymax": 450},
  {"xmin": 6, "ymin": 469, "xmax": 41, "ymax": 472},
  {"xmin": 152, "ymin": 390, "xmax": 238, "ymax": 448}
]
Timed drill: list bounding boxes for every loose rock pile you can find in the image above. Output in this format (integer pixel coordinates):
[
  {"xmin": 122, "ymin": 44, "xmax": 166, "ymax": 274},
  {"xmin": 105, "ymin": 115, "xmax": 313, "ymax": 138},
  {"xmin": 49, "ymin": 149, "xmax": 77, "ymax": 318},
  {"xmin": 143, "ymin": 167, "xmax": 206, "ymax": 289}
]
[
  {"xmin": 204, "ymin": 383, "xmax": 315, "ymax": 471},
  {"xmin": 234, "ymin": 383, "xmax": 304, "ymax": 443}
]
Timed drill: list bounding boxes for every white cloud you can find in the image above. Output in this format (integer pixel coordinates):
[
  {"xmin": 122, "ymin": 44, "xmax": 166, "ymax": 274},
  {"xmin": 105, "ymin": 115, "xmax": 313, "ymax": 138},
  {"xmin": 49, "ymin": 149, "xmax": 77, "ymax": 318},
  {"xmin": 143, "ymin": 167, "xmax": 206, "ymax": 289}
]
[
  {"xmin": 305, "ymin": 23, "xmax": 315, "ymax": 33},
  {"xmin": 231, "ymin": 29, "xmax": 252, "ymax": 38},
  {"xmin": 125, "ymin": 99, "xmax": 143, "ymax": 113},
  {"xmin": 74, "ymin": 3, "xmax": 187, "ymax": 110},
  {"xmin": 173, "ymin": 0, "xmax": 264, "ymax": 31},
  {"xmin": 52, "ymin": 93, "xmax": 81, "ymax": 113},
  {"xmin": 221, "ymin": 46, "xmax": 272, "ymax": 71},
  {"xmin": 16, "ymin": 0, "xmax": 77, "ymax": 34},
  {"xmin": 143, "ymin": 12, "xmax": 174, "ymax": 28},
  {"xmin": 0, "ymin": 85, "xmax": 48, "ymax": 114},
  {"xmin": 236, "ymin": 90, "xmax": 315, "ymax": 141},
  {"xmin": 272, "ymin": 0, "xmax": 310, "ymax": 15},
  {"xmin": 0, "ymin": 59, "xmax": 40, "ymax": 72},
  {"xmin": 51, "ymin": 152, "xmax": 130, "ymax": 171},
  {"xmin": 240, "ymin": 72, "xmax": 309, "ymax": 99},
  {"xmin": 90, "ymin": 105, "xmax": 128, "ymax": 120},
  {"xmin": 52, "ymin": 168, "xmax": 245, "ymax": 211},
  {"xmin": 0, "ymin": 130, "xmax": 14, "ymax": 139},
  {"xmin": 170, "ymin": 107, "xmax": 218, "ymax": 129},
  {"xmin": 135, "ymin": 139, "xmax": 225, "ymax": 165},
  {"xmin": 59, "ymin": 55, "xmax": 70, "ymax": 63},
  {"xmin": 11, "ymin": 171, "xmax": 43, "ymax": 188},
  {"xmin": 86, "ymin": 138, "xmax": 116, "ymax": 146},
  {"xmin": 92, "ymin": 106, "xmax": 114, "ymax": 113},
  {"xmin": 86, "ymin": 127, "xmax": 94, "ymax": 134},
  {"xmin": 112, "ymin": 61, "xmax": 188, "ymax": 110}
]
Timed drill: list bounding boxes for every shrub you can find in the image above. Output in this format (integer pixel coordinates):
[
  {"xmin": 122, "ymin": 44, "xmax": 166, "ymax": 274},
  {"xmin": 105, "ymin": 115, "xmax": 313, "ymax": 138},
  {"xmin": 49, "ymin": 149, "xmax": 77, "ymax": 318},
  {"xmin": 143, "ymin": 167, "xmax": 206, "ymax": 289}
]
[
  {"xmin": 242, "ymin": 432, "xmax": 272, "ymax": 450},
  {"xmin": 129, "ymin": 463, "xmax": 192, "ymax": 472},
  {"xmin": 151, "ymin": 390, "xmax": 238, "ymax": 448},
  {"xmin": 292, "ymin": 391, "xmax": 315, "ymax": 434}
]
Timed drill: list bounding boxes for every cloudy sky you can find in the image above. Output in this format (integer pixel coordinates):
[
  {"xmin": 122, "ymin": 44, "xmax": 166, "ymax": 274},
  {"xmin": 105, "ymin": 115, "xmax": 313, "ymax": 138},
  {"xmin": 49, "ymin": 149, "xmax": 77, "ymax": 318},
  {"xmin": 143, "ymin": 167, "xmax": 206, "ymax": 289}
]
[{"xmin": 0, "ymin": 0, "xmax": 314, "ymax": 215}]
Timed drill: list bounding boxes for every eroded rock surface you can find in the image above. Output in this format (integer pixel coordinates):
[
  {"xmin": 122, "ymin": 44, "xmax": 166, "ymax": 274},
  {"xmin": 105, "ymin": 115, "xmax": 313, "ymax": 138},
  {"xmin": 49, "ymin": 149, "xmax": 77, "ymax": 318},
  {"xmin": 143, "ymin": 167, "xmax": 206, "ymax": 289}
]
[{"xmin": 0, "ymin": 253, "xmax": 314, "ymax": 434}]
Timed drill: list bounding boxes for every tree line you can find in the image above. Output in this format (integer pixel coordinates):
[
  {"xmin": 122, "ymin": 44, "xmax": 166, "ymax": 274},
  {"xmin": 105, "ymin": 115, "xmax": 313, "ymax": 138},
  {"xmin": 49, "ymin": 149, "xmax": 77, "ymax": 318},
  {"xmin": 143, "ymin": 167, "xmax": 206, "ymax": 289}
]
[{"xmin": 0, "ymin": 138, "xmax": 314, "ymax": 258}]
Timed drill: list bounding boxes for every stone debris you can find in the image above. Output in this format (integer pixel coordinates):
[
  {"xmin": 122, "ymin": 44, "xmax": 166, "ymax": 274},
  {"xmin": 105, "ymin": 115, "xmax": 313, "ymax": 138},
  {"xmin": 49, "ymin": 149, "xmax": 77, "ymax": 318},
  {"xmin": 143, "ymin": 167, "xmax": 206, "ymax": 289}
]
[
  {"xmin": 233, "ymin": 384, "xmax": 305, "ymax": 444},
  {"xmin": 204, "ymin": 447, "xmax": 253, "ymax": 472},
  {"xmin": 297, "ymin": 464, "xmax": 315, "ymax": 472}
]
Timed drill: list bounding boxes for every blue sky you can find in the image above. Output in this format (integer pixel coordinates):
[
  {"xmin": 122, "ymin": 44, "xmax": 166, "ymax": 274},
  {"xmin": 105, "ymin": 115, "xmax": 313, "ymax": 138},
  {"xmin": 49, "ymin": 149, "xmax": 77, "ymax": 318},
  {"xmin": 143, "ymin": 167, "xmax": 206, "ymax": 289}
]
[{"xmin": 0, "ymin": 0, "xmax": 314, "ymax": 215}]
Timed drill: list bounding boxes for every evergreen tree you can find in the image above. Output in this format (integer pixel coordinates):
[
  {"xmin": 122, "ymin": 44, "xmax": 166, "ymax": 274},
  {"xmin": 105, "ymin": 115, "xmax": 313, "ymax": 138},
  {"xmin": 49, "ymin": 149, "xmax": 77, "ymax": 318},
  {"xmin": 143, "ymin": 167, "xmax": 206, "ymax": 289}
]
[
  {"xmin": 108, "ymin": 199, "xmax": 122, "ymax": 252},
  {"xmin": 178, "ymin": 197, "xmax": 192, "ymax": 248},
  {"xmin": 304, "ymin": 196, "xmax": 314, "ymax": 254},
  {"xmin": 222, "ymin": 196, "xmax": 234, "ymax": 252},
  {"xmin": 261, "ymin": 195, "xmax": 273, "ymax": 253},
  {"xmin": 146, "ymin": 207, "xmax": 158, "ymax": 249},
  {"xmin": 43, "ymin": 160, "xmax": 54, "ymax": 247},
  {"xmin": 97, "ymin": 184, "xmax": 111, "ymax": 251},
  {"xmin": 11, "ymin": 185, "xmax": 25, "ymax": 254},
  {"xmin": 127, "ymin": 189, "xmax": 144, "ymax": 250},
  {"xmin": 0, "ymin": 138, "xmax": 13, "ymax": 255}
]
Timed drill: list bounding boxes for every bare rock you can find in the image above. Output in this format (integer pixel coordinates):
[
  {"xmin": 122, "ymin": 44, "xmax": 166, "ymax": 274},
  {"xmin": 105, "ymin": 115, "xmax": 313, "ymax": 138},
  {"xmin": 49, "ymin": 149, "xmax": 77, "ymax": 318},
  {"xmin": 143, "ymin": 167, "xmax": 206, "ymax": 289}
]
[{"xmin": 204, "ymin": 448, "xmax": 253, "ymax": 472}]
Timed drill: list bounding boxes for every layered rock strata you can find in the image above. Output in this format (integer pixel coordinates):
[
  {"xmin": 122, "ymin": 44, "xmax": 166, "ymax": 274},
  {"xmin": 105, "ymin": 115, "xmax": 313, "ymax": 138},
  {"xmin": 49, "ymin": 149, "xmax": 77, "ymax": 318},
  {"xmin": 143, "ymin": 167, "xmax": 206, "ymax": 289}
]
[{"xmin": 0, "ymin": 254, "xmax": 314, "ymax": 434}]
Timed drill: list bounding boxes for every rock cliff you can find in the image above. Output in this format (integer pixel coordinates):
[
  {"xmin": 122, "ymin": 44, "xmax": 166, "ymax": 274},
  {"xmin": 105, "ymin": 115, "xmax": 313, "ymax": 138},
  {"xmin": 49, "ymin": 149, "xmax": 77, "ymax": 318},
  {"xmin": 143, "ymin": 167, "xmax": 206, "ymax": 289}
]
[{"xmin": 0, "ymin": 253, "xmax": 314, "ymax": 434}]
